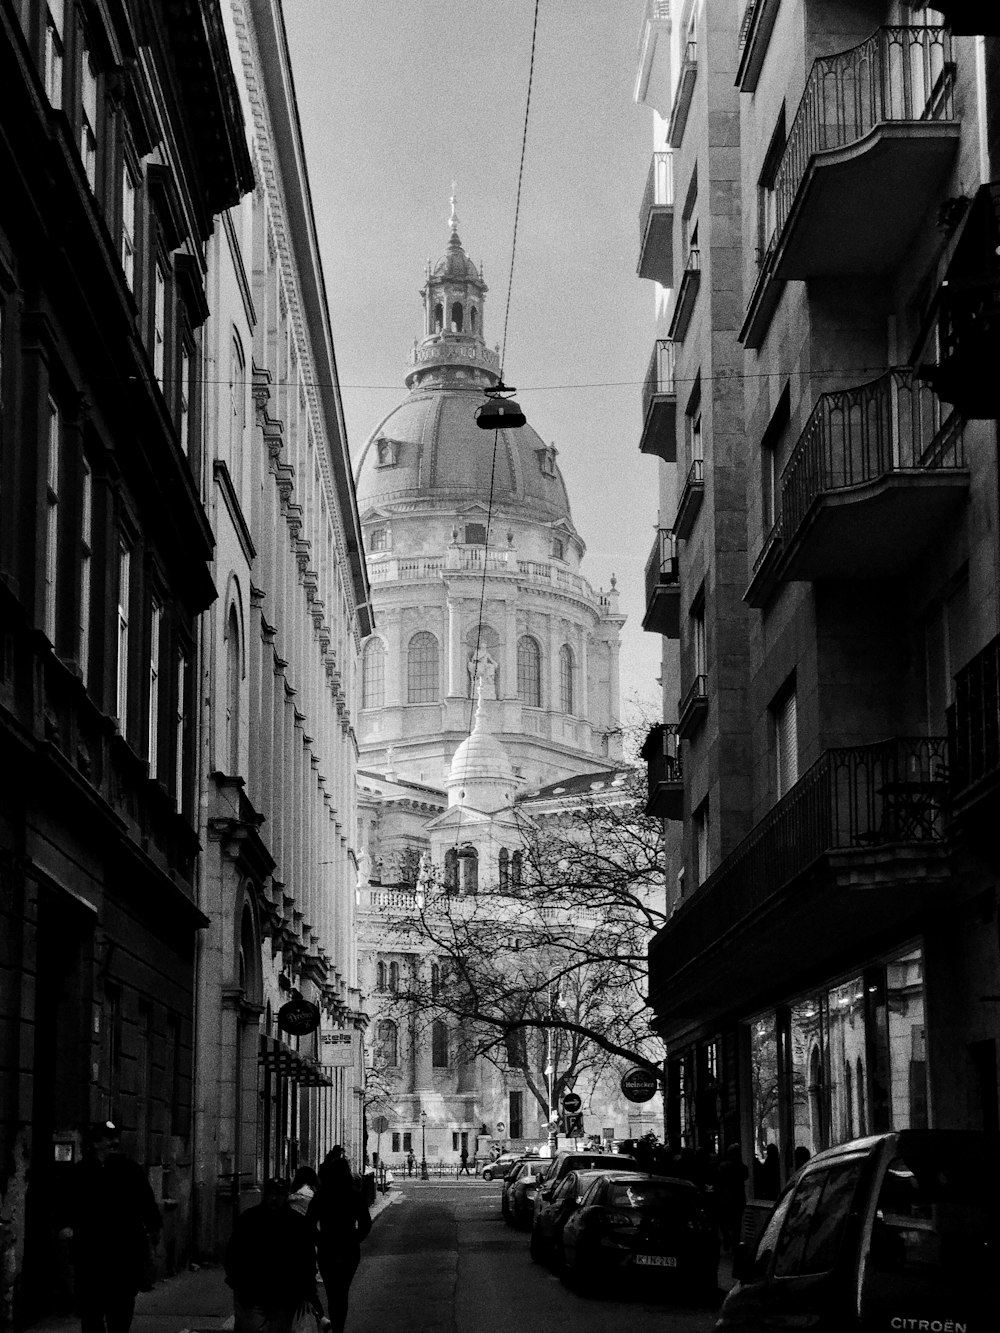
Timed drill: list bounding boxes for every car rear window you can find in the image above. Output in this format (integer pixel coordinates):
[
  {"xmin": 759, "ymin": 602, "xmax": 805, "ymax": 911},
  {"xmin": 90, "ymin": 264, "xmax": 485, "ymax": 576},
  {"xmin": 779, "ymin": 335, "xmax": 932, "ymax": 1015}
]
[
  {"xmin": 566, "ymin": 1154, "xmax": 638, "ymax": 1174},
  {"xmin": 607, "ymin": 1180, "xmax": 695, "ymax": 1210}
]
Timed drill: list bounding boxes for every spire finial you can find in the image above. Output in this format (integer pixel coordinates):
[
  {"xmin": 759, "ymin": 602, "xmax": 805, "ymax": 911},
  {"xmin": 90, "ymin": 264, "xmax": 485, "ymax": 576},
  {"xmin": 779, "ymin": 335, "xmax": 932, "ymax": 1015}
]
[{"xmin": 449, "ymin": 184, "xmax": 459, "ymax": 235}]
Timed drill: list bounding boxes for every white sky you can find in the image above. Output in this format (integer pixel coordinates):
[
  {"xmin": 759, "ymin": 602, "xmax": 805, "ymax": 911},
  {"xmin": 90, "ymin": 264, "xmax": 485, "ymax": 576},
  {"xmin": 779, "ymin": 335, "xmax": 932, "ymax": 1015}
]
[{"xmin": 282, "ymin": 0, "xmax": 663, "ymax": 726}]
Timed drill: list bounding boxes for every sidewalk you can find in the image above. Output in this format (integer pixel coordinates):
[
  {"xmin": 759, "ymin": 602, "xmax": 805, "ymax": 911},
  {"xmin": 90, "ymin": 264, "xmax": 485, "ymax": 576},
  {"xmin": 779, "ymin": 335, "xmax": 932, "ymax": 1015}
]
[{"xmin": 27, "ymin": 1193, "xmax": 397, "ymax": 1333}]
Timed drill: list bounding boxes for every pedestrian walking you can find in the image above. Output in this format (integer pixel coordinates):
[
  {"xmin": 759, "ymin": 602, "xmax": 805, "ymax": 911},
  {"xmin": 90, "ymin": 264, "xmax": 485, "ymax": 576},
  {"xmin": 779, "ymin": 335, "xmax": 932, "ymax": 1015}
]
[
  {"xmin": 224, "ymin": 1177, "xmax": 319, "ymax": 1333},
  {"xmin": 406, "ymin": 1150, "xmax": 415, "ymax": 1178},
  {"xmin": 56, "ymin": 1121, "xmax": 162, "ymax": 1333},
  {"xmin": 307, "ymin": 1150, "xmax": 372, "ymax": 1333},
  {"xmin": 289, "ymin": 1167, "xmax": 320, "ymax": 1217},
  {"xmin": 458, "ymin": 1147, "xmax": 472, "ymax": 1176},
  {"xmin": 715, "ymin": 1143, "xmax": 749, "ymax": 1254}
]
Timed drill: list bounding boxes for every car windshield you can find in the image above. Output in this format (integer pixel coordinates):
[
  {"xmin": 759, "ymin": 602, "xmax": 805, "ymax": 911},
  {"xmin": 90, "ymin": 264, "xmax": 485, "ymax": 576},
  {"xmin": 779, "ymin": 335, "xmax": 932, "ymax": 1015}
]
[{"xmin": 607, "ymin": 1180, "xmax": 694, "ymax": 1211}]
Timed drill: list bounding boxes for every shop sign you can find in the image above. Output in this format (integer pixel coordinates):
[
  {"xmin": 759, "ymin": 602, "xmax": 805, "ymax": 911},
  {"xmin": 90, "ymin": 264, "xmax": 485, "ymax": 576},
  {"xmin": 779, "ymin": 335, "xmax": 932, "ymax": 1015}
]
[{"xmin": 277, "ymin": 998, "xmax": 320, "ymax": 1035}]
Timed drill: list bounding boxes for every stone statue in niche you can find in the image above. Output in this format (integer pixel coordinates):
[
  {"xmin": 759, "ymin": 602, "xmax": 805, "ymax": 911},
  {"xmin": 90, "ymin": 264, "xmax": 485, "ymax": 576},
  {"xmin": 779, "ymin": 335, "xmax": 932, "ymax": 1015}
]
[{"xmin": 467, "ymin": 647, "xmax": 498, "ymax": 699}]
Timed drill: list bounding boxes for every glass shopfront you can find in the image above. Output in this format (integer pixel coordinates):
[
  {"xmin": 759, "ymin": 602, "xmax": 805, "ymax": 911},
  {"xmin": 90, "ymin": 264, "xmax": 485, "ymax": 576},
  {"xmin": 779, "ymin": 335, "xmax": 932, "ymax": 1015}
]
[{"xmin": 745, "ymin": 943, "xmax": 927, "ymax": 1193}]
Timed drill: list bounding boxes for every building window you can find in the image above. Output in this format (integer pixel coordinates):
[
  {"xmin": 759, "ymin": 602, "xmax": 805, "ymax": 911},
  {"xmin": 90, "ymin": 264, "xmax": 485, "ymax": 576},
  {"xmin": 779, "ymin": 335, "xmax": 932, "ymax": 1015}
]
[
  {"xmin": 229, "ymin": 334, "xmax": 246, "ymax": 489},
  {"xmin": 388, "ymin": 961, "xmax": 399, "ymax": 993},
  {"xmin": 511, "ymin": 849, "xmax": 523, "ymax": 888},
  {"xmin": 444, "ymin": 847, "xmax": 458, "ymax": 893},
  {"xmin": 509, "ymin": 1089, "xmax": 523, "ymax": 1139},
  {"xmin": 692, "ymin": 600, "xmax": 707, "ymax": 679},
  {"xmin": 464, "ymin": 522, "xmax": 487, "ymax": 545},
  {"xmin": 407, "ymin": 631, "xmax": 439, "ymax": 704},
  {"xmin": 498, "ymin": 847, "xmax": 510, "ymax": 891},
  {"xmin": 225, "ymin": 603, "xmax": 241, "ymax": 774},
  {"xmin": 78, "ymin": 458, "xmax": 92, "ymax": 683},
  {"xmin": 431, "ymin": 963, "xmax": 441, "ymax": 996},
  {"xmin": 376, "ymin": 1019, "xmax": 398, "ymax": 1068},
  {"xmin": 44, "ymin": 398, "xmax": 60, "ymax": 643},
  {"xmin": 758, "ymin": 105, "xmax": 786, "ymax": 263},
  {"xmin": 376, "ymin": 961, "xmax": 386, "ymax": 991},
  {"xmin": 451, "ymin": 302, "xmax": 463, "ymax": 332},
  {"xmin": 153, "ymin": 261, "xmax": 166, "ymax": 389},
  {"xmin": 760, "ymin": 384, "xmax": 790, "ymax": 531},
  {"xmin": 362, "ymin": 638, "xmax": 385, "ymax": 709},
  {"xmin": 506, "ymin": 1031, "xmax": 526, "ymax": 1070},
  {"xmin": 116, "ymin": 540, "xmax": 130, "ymax": 728},
  {"xmin": 433, "ymin": 303, "xmax": 443, "ymax": 333},
  {"xmin": 369, "ymin": 527, "xmax": 389, "ymax": 553},
  {"xmin": 694, "ymin": 798, "xmax": 710, "ymax": 886},
  {"xmin": 432, "ymin": 1020, "xmax": 449, "ymax": 1068},
  {"xmin": 375, "ymin": 437, "xmax": 397, "ymax": 467},
  {"xmin": 559, "ymin": 644, "xmax": 574, "ymax": 715},
  {"xmin": 403, "ymin": 1130, "xmax": 413, "ymax": 1153},
  {"xmin": 551, "ymin": 537, "xmax": 564, "ymax": 560},
  {"xmin": 772, "ymin": 679, "xmax": 798, "ymax": 798},
  {"xmin": 121, "ymin": 160, "xmax": 137, "ymax": 290},
  {"xmin": 517, "ymin": 636, "xmax": 541, "ymax": 708},
  {"xmin": 79, "ymin": 29, "xmax": 98, "ymax": 190},
  {"xmin": 178, "ymin": 335, "xmax": 193, "ymax": 455},
  {"xmin": 174, "ymin": 649, "xmax": 187, "ymax": 804},
  {"xmin": 148, "ymin": 598, "xmax": 162, "ymax": 775},
  {"xmin": 458, "ymin": 847, "xmax": 478, "ymax": 895},
  {"xmin": 44, "ymin": 0, "xmax": 64, "ymax": 107},
  {"xmin": 470, "ymin": 307, "xmax": 478, "ymax": 332}
]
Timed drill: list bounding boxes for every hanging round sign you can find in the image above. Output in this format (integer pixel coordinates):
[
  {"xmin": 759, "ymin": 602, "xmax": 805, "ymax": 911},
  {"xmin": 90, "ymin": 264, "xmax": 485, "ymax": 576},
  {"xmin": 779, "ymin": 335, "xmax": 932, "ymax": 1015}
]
[
  {"xmin": 277, "ymin": 998, "xmax": 320, "ymax": 1036},
  {"xmin": 620, "ymin": 1067, "xmax": 659, "ymax": 1103},
  {"xmin": 372, "ymin": 1115, "xmax": 390, "ymax": 1134}
]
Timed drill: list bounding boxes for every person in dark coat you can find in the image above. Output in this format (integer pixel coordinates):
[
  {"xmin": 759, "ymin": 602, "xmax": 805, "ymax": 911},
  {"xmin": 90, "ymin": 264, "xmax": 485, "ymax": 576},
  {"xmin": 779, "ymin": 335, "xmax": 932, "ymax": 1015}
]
[
  {"xmin": 757, "ymin": 1143, "xmax": 781, "ymax": 1200},
  {"xmin": 306, "ymin": 1151, "xmax": 371, "ymax": 1333},
  {"xmin": 715, "ymin": 1143, "xmax": 749, "ymax": 1253},
  {"xmin": 225, "ymin": 1177, "xmax": 318, "ymax": 1333},
  {"xmin": 57, "ymin": 1121, "xmax": 162, "ymax": 1333}
]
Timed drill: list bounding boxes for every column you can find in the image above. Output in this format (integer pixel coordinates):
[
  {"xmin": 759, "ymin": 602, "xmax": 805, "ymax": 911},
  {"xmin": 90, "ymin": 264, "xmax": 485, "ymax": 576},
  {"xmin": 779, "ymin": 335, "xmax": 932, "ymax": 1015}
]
[
  {"xmin": 503, "ymin": 598, "xmax": 517, "ymax": 701},
  {"xmin": 447, "ymin": 596, "xmax": 463, "ymax": 697}
]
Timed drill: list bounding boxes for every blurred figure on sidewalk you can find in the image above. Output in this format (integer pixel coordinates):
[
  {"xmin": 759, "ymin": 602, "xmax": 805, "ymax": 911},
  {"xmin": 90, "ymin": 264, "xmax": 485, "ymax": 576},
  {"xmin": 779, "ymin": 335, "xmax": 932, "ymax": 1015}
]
[
  {"xmin": 307, "ymin": 1150, "xmax": 372, "ymax": 1333},
  {"xmin": 225, "ymin": 1177, "xmax": 319, "ymax": 1333},
  {"xmin": 57, "ymin": 1121, "xmax": 162, "ymax": 1333},
  {"xmin": 289, "ymin": 1168, "xmax": 320, "ymax": 1217}
]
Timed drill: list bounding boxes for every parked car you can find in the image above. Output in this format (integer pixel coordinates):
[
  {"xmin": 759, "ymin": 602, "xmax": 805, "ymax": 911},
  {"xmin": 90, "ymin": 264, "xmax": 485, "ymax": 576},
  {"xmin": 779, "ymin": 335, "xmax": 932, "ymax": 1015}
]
[
  {"xmin": 559, "ymin": 1171, "xmax": 718, "ymax": 1299},
  {"xmin": 502, "ymin": 1158, "xmax": 546, "ymax": 1228},
  {"xmin": 531, "ymin": 1150, "xmax": 642, "ymax": 1229},
  {"xmin": 482, "ymin": 1151, "xmax": 529, "ymax": 1182},
  {"xmin": 530, "ymin": 1169, "xmax": 607, "ymax": 1264},
  {"xmin": 717, "ymin": 1129, "xmax": 1000, "ymax": 1332}
]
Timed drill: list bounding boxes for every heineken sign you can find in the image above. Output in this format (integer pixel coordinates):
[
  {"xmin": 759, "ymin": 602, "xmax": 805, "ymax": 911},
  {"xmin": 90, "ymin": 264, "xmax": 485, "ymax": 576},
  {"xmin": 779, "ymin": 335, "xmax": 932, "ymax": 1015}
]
[
  {"xmin": 277, "ymin": 998, "xmax": 320, "ymax": 1035},
  {"xmin": 620, "ymin": 1067, "xmax": 659, "ymax": 1103}
]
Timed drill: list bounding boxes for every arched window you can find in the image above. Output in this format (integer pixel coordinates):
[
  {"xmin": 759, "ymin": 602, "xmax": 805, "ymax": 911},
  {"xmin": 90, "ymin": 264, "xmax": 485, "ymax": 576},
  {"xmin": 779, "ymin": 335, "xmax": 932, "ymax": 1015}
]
[
  {"xmin": 225, "ymin": 602, "xmax": 241, "ymax": 774},
  {"xmin": 511, "ymin": 850, "xmax": 523, "ymax": 889},
  {"xmin": 362, "ymin": 638, "xmax": 385, "ymax": 710},
  {"xmin": 498, "ymin": 847, "xmax": 510, "ymax": 891},
  {"xmin": 407, "ymin": 632, "xmax": 440, "ymax": 703},
  {"xmin": 505, "ymin": 1030, "xmax": 526, "ymax": 1069},
  {"xmin": 451, "ymin": 302, "xmax": 463, "ymax": 332},
  {"xmin": 432, "ymin": 1020, "xmax": 449, "ymax": 1068},
  {"xmin": 431, "ymin": 963, "xmax": 440, "ymax": 997},
  {"xmin": 470, "ymin": 307, "xmax": 477, "ymax": 332},
  {"xmin": 376, "ymin": 961, "xmax": 386, "ymax": 991},
  {"xmin": 559, "ymin": 644, "xmax": 574, "ymax": 715},
  {"xmin": 444, "ymin": 847, "xmax": 458, "ymax": 893},
  {"xmin": 433, "ymin": 302, "xmax": 443, "ymax": 332},
  {"xmin": 458, "ymin": 846, "xmax": 478, "ymax": 895},
  {"xmin": 517, "ymin": 636, "xmax": 541, "ymax": 708},
  {"xmin": 376, "ymin": 1019, "xmax": 398, "ymax": 1067},
  {"xmin": 389, "ymin": 961, "xmax": 399, "ymax": 993}
]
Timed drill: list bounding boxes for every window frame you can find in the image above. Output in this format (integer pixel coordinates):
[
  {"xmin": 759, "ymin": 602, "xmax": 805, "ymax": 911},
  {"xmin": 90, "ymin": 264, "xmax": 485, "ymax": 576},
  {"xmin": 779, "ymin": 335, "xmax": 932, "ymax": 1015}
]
[
  {"xmin": 407, "ymin": 631, "xmax": 440, "ymax": 704},
  {"xmin": 362, "ymin": 637, "xmax": 386, "ymax": 710},
  {"xmin": 115, "ymin": 536, "xmax": 131, "ymax": 731},
  {"xmin": 44, "ymin": 396, "xmax": 61, "ymax": 644},
  {"xmin": 517, "ymin": 635, "xmax": 541, "ymax": 708},
  {"xmin": 148, "ymin": 594, "xmax": 162, "ymax": 776},
  {"xmin": 559, "ymin": 643, "xmax": 575, "ymax": 715}
]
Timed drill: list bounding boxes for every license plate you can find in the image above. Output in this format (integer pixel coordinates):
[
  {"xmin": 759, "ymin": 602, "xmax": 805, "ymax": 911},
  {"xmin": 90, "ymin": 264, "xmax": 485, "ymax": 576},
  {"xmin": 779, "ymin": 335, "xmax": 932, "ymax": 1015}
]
[{"xmin": 634, "ymin": 1254, "xmax": 677, "ymax": 1268}]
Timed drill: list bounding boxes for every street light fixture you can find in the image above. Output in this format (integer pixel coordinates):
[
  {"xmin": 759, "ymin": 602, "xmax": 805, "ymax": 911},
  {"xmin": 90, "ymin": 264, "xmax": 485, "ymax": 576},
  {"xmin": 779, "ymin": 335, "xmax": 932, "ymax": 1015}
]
[{"xmin": 420, "ymin": 1108, "xmax": 428, "ymax": 1180}]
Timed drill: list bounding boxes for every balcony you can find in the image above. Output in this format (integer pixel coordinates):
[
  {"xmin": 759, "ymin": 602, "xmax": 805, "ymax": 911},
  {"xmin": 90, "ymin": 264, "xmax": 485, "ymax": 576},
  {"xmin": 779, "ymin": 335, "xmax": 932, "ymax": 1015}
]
[
  {"xmin": 638, "ymin": 152, "xmax": 675, "ymax": 287},
  {"xmin": 639, "ymin": 339, "xmax": 677, "ymax": 461},
  {"xmin": 674, "ymin": 457, "xmax": 704, "ymax": 539},
  {"xmin": 737, "ymin": 0, "xmax": 782, "ymax": 93},
  {"xmin": 648, "ymin": 737, "xmax": 950, "ymax": 1025},
  {"xmin": 667, "ymin": 248, "xmax": 701, "ymax": 341},
  {"xmin": 744, "ymin": 516, "xmax": 783, "ymax": 608},
  {"xmin": 677, "ymin": 673, "xmax": 708, "ymax": 740},
  {"xmin": 667, "ymin": 39, "xmax": 698, "ymax": 148},
  {"xmin": 772, "ymin": 26, "xmax": 958, "ymax": 280},
  {"xmin": 642, "ymin": 528, "xmax": 680, "ymax": 637},
  {"xmin": 641, "ymin": 722, "xmax": 683, "ymax": 821},
  {"xmin": 776, "ymin": 369, "xmax": 968, "ymax": 582},
  {"xmin": 948, "ymin": 633, "xmax": 1000, "ymax": 828}
]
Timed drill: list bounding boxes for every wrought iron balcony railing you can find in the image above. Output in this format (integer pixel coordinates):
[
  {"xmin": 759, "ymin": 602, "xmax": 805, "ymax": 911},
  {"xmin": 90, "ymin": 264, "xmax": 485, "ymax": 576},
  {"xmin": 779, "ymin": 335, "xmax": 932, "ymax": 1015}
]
[
  {"xmin": 642, "ymin": 338, "xmax": 676, "ymax": 420},
  {"xmin": 771, "ymin": 26, "xmax": 954, "ymax": 255},
  {"xmin": 644, "ymin": 528, "xmax": 679, "ymax": 607},
  {"xmin": 657, "ymin": 736, "xmax": 948, "ymax": 962},
  {"xmin": 780, "ymin": 368, "xmax": 965, "ymax": 540},
  {"xmin": 640, "ymin": 151, "xmax": 674, "ymax": 224},
  {"xmin": 641, "ymin": 723, "xmax": 683, "ymax": 816}
]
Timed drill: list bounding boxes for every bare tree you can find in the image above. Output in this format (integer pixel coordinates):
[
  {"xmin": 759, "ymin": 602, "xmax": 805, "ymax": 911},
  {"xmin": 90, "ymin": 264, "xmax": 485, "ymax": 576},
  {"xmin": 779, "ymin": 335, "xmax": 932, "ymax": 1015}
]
[{"xmin": 372, "ymin": 764, "xmax": 668, "ymax": 1120}]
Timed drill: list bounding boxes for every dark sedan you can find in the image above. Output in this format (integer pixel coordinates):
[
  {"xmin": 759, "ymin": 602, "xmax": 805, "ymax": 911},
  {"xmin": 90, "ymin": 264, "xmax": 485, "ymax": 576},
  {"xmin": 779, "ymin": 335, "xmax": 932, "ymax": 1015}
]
[
  {"xmin": 559, "ymin": 1171, "xmax": 719, "ymax": 1299},
  {"xmin": 502, "ymin": 1159, "xmax": 546, "ymax": 1229},
  {"xmin": 529, "ymin": 1169, "xmax": 605, "ymax": 1265}
]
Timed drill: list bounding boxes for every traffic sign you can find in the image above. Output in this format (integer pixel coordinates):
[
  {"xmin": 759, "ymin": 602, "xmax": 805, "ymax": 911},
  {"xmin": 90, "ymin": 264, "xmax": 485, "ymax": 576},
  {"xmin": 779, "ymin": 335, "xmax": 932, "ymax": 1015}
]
[
  {"xmin": 560, "ymin": 1091, "xmax": 582, "ymax": 1114},
  {"xmin": 620, "ymin": 1067, "xmax": 659, "ymax": 1103},
  {"xmin": 372, "ymin": 1114, "xmax": 390, "ymax": 1134},
  {"xmin": 495, "ymin": 1121, "xmax": 505, "ymax": 1133}
]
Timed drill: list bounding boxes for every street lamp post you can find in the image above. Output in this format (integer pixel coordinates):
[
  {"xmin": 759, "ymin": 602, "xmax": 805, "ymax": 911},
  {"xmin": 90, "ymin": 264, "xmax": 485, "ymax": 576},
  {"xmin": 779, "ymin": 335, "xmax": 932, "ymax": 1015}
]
[{"xmin": 420, "ymin": 1108, "xmax": 428, "ymax": 1180}]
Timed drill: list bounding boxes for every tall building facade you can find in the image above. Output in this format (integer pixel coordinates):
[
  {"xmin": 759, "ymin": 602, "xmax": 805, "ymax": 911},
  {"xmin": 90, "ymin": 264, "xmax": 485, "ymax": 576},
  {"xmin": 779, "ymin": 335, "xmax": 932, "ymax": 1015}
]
[
  {"xmin": 190, "ymin": 0, "xmax": 371, "ymax": 1256},
  {"xmin": 0, "ymin": 1, "xmax": 252, "ymax": 1322},
  {"xmin": 354, "ymin": 213, "xmax": 663, "ymax": 1162},
  {"xmin": 638, "ymin": 0, "xmax": 1000, "ymax": 1190}
]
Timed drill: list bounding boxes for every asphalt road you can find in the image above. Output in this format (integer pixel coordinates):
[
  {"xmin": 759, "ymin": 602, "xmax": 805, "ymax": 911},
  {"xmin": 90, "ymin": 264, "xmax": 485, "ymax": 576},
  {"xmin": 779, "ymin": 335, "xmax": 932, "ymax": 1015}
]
[{"xmin": 345, "ymin": 1179, "xmax": 724, "ymax": 1333}]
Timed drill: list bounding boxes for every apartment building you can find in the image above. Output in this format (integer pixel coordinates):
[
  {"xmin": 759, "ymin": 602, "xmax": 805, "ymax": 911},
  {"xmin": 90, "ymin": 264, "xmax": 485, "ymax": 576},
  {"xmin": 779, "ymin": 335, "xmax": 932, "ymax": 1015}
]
[
  {"xmin": 641, "ymin": 1, "xmax": 1000, "ymax": 1188},
  {"xmin": 0, "ymin": 1, "xmax": 252, "ymax": 1320}
]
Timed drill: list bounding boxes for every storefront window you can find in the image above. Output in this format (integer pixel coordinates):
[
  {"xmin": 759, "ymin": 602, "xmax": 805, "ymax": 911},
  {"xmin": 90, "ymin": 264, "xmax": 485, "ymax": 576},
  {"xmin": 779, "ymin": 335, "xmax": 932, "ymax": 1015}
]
[
  {"xmin": 749, "ymin": 1014, "xmax": 780, "ymax": 1159},
  {"xmin": 826, "ymin": 974, "xmax": 866, "ymax": 1145},
  {"xmin": 886, "ymin": 946, "xmax": 927, "ymax": 1130},
  {"xmin": 790, "ymin": 996, "xmax": 829, "ymax": 1160}
]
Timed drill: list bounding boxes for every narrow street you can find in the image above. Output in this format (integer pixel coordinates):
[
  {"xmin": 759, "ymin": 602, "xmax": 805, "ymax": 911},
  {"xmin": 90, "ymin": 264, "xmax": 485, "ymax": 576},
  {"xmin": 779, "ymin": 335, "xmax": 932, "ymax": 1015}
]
[{"xmin": 348, "ymin": 1180, "xmax": 724, "ymax": 1333}]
